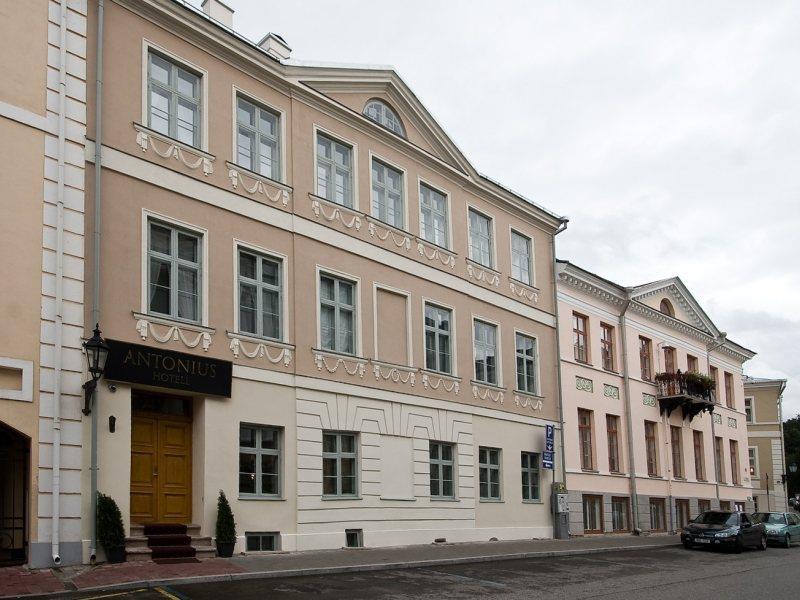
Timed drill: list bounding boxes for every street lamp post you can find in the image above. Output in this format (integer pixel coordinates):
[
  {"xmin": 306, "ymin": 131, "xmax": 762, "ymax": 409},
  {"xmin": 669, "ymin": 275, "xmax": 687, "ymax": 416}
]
[{"xmin": 82, "ymin": 324, "xmax": 109, "ymax": 563}]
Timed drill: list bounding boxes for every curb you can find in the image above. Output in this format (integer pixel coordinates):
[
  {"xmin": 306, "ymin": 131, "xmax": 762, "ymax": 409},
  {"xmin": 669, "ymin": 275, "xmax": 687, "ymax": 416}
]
[{"xmin": 13, "ymin": 541, "xmax": 680, "ymax": 599}]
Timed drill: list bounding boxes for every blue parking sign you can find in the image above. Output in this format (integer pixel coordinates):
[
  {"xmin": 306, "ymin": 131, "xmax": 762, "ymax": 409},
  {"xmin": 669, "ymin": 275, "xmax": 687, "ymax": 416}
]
[{"xmin": 543, "ymin": 425, "xmax": 555, "ymax": 469}]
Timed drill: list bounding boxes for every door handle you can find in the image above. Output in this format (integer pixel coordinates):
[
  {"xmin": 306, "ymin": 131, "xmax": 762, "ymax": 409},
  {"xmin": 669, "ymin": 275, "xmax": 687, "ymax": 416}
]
[{"xmin": 153, "ymin": 469, "xmax": 159, "ymax": 477}]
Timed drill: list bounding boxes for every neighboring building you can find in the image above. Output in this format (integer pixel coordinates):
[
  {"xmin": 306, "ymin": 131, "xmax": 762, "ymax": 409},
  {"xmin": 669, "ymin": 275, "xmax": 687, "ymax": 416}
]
[
  {"xmin": 557, "ymin": 262, "xmax": 756, "ymax": 535},
  {"xmin": 0, "ymin": 1, "xmax": 89, "ymax": 567},
  {"xmin": 743, "ymin": 376, "xmax": 788, "ymax": 513},
  {"xmin": 76, "ymin": 0, "xmax": 567, "ymax": 562}
]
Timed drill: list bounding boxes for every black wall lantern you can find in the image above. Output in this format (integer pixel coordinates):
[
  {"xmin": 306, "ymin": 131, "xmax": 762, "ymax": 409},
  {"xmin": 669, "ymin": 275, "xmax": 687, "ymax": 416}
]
[{"xmin": 82, "ymin": 324, "xmax": 110, "ymax": 415}]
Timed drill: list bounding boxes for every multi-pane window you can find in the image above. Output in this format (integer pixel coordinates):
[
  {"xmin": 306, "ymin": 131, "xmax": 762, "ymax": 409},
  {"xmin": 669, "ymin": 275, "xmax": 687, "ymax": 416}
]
[
  {"xmin": 468, "ymin": 209, "xmax": 493, "ymax": 268},
  {"xmin": 363, "ymin": 100, "xmax": 405, "ymax": 136},
  {"xmin": 510, "ymin": 231, "xmax": 532, "ymax": 285},
  {"xmin": 730, "ymin": 440, "xmax": 741, "ymax": 485},
  {"xmin": 419, "ymin": 184, "xmax": 449, "ymax": 248},
  {"xmin": 639, "ymin": 337, "xmax": 652, "ymax": 381},
  {"xmin": 515, "ymin": 333, "xmax": 538, "ymax": 394},
  {"xmin": 649, "ymin": 498, "xmax": 666, "ymax": 531},
  {"xmin": 246, "ymin": 532, "xmax": 278, "ymax": 552},
  {"xmin": 429, "ymin": 442, "xmax": 455, "ymax": 498},
  {"xmin": 238, "ymin": 249, "xmax": 281, "ymax": 340},
  {"xmin": 322, "ymin": 432, "xmax": 358, "ymax": 496},
  {"xmin": 473, "ymin": 320, "xmax": 498, "ymax": 385},
  {"xmin": 583, "ymin": 495, "xmax": 603, "ymax": 533},
  {"xmin": 319, "ymin": 274, "xmax": 356, "ymax": 355},
  {"xmin": 600, "ymin": 323, "xmax": 615, "ymax": 371},
  {"xmin": 239, "ymin": 425, "xmax": 281, "ymax": 497},
  {"xmin": 611, "ymin": 497, "xmax": 630, "ymax": 532},
  {"xmin": 724, "ymin": 372, "xmax": 734, "ymax": 409},
  {"xmin": 316, "ymin": 133, "xmax": 354, "ymax": 207},
  {"xmin": 573, "ymin": 313, "xmax": 589, "ymax": 363},
  {"xmin": 748, "ymin": 447, "xmax": 758, "ymax": 477},
  {"xmin": 424, "ymin": 304, "xmax": 452, "ymax": 374},
  {"xmin": 744, "ymin": 397, "xmax": 753, "ymax": 423},
  {"xmin": 147, "ymin": 220, "xmax": 201, "ymax": 322},
  {"xmin": 709, "ymin": 366, "xmax": 719, "ymax": 403},
  {"xmin": 521, "ymin": 452, "xmax": 540, "ymax": 501},
  {"xmin": 687, "ymin": 355, "xmax": 699, "ymax": 372},
  {"xmin": 578, "ymin": 409, "xmax": 594, "ymax": 471},
  {"xmin": 147, "ymin": 52, "xmax": 201, "ymax": 147},
  {"xmin": 478, "ymin": 447, "xmax": 501, "ymax": 500},
  {"xmin": 606, "ymin": 415, "xmax": 620, "ymax": 473},
  {"xmin": 645, "ymin": 421, "xmax": 658, "ymax": 476},
  {"xmin": 671, "ymin": 426, "xmax": 684, "ymax": 478},
  {"xmin": 236, "ymin": 96, "xmax": 281, "ymax": 180},
  {"xmin": 664, "ymin": 347, "xmax": 676, "ymax": 374},
  {"xmin": 698, "ymin": 499, "xmax": 711, "ymax": 513},
  {"xmin": 371, "ymin": 159, "xmax": 404, "ymax": 229},
  {"xmin": 714, "ymin": 436, "xmax": 725, "ymax": 483},
  {"xmin": 693, "ymin": 430, "xmax": 705, "ymax": 481}
]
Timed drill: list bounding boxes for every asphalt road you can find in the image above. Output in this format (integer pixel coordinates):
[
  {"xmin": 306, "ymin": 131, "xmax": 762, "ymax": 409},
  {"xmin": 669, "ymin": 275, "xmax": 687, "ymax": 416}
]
[{"xmin": 66, "ymin": 544, "xmax": 799, "ymax": 600}]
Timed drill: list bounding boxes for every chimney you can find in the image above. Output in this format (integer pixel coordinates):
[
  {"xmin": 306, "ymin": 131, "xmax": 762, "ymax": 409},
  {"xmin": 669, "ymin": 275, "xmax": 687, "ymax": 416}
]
[
  {"xmin": 258, "ymin": 33, "xmax": 292, "ymax": 61},
  {"xmin": 201, "ymin": 0, "xmax": 234, "ymax": 28}
]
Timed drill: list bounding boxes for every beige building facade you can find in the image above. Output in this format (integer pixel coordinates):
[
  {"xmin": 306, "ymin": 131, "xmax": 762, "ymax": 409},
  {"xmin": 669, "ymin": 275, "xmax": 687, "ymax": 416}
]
[
  {"xmin": 557, "ymin": 261, "xmax": 756, "ymax": 535},
  {"xmin": 0, "ymin": 0, "xmax": 89, "ymax": 568},
  {"xmin": 65, "ymin": 0, "xmax": 568, "ymax": 563},
  {"xmin": 743, "ymin": 376, "xmax": 788, "ymax": 513}
]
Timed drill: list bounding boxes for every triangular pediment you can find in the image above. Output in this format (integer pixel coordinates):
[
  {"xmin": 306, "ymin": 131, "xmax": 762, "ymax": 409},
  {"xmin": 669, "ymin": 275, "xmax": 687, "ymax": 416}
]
[{"xmin": 630, "ymin": 277, "xmax": 719, "ymax": 336}]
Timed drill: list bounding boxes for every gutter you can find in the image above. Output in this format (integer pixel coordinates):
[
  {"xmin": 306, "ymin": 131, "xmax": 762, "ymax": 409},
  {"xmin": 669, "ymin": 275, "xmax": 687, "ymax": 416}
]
[
  {"xmin": 89, "ymin": 0, "xmax": 105, "ymax": 564},
  {"xmin": 51, "ymin": 0, "xmax": 69, "ymax": 566},
  {"xmin": 618, "ymin": 295, "xmax": 640, "ymax": 532},
  {"xmin": 550, "ymin": 220, "xmax": 569, "ymax": 491},
  {"xmin": 706, "ymin": 334, "xmax": 727, "ymax": 505}
]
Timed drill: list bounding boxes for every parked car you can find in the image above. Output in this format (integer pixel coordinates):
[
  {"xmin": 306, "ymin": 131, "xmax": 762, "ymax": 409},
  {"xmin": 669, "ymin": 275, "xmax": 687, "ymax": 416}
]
[
  {"xmin": 681, "ymin": 511, "xmax": 767, "ymax": 553},
  {"xmin": 789, "ymin": 497, "xmax": 798, "ymax": 508},
  {"xmin": 752, "ymin": 512, "xmax": 800, "ymax": 548}
]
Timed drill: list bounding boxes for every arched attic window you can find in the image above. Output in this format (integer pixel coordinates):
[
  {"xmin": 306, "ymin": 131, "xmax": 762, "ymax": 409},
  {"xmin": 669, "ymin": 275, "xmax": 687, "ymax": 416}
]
[
  {"xmin": 660, "ymin": 298, "xmax": 675, "ymax": 317},
  {"xmin": 363, "ymin": 99, "xmax": 406, "ymax": 137}
]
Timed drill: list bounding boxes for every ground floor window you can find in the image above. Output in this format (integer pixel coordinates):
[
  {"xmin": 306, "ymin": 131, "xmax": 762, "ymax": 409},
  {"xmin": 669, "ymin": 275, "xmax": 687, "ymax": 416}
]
[
  {"xmin": 245, "ymin": 532, "xmax": 279, "ymax": 552},
  {"xmin": 734, "ymin": 502, "xmax": 745, "ymax": 512},
  {"xmin": 698, "ymin": 499, "xmax": 711, "ymax": 513},
  {"xmin": 239, "ymin": 425, "xmax": 281, "ymax": 497},
  {"xmin": 479, "ymin": 447, "xmax": 502, "ymax": 500},
  {"xmin": 719, "ymin": 500, "xmax": 731, "ymax": 511},
  {"xmin": 583, "ymin": 494, "xmax": 604, "ymax": 533},
  {"xmin": 322, "ymin": 432, "xmax": 358, "ymax": 496},
  {"xmin": 520, "ymin": 452, "xmax": 540, "ymax": 501},
  {"xmin": 649, "ymin": 498, "xmax": 666, "ymax": 532},
  {"xmin": 675, "ymin": 499, "xmax": 690, "ymax": 529},
  {"xmin": 611, "ymin": 497, "xmax": 630, "ymax": 532}
]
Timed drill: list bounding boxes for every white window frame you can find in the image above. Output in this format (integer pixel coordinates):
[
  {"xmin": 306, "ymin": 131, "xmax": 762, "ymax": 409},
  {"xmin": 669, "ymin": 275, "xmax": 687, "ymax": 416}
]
[
  {"xmin": 421, "ymin": 297, "xmax": 458, "ymax": 377},
  {"xmin": 315, "ymin": 265, "xmax": 362, "ymax": 356},
  {"xmin": 233, "ymin": 239, "xmax": 289, "ymax": 343},
  {"xmin": 513, "ymin": 328, "xmax": 540, "ymax": 395},
  {"xmin": 472, "ymin": 315, "xmax": 502, "ymax": 387},
  {"xmin": 312, "ymin": 124, "xmax": 359, "ymax": 210},
  {"xmin": 238, "ymin": 424, "xmax": 283, "ymax": 499},
  {"xmin": 744, "ymin": 396, "xmax": 755, "ymax": 423},
  {"xmin": 363, "ymin": 98, "xmax": 406, "ymax": 137},
  {"xmin": 509, "ymin": 227, "xmax": 535, "ymax": 287},
  {"xmin": 231, "ymin": 86, "xmax": 287, "ymax": 183},
  {"xmin": 140, "ymin": 209, "xmax": 209, "ymax": 326},
  {"xmin": 141, "ymin": 39, "xmax": 209, "ymax": 151},
  {"xmin": 748, "ymin": 446, "xmax": 760, "ymax": 479},
  {"xmin": 418, "ymin": 177, "xmax": 452, "ymax": 250},
  {"xmin": 466, "ymin": 205, "xmax": 497, "ymax": 269},
  {"xmin": 371, "ymin": 282, "xmax": 413, "ymax": 366},
  {"xmin": 368, "ymin": 151, "xmax": 408, "ymax": 231}
]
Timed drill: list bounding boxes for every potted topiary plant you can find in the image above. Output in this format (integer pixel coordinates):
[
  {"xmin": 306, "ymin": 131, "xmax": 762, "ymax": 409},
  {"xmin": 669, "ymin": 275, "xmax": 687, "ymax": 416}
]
[
  {"xmin": 97, "ymin": 492, "xmax": 126, "ymax": 563},
  {"xmin": 215, "ymin": 489, "xmax": 237, "ymax": 557}
]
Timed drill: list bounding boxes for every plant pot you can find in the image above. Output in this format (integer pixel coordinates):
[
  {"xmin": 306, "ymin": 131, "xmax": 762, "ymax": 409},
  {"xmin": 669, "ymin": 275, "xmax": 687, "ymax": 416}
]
[
  {"xmin": 106, "ymin": 546, "xmax": 126, "ymax": 564},
  {"xmin": 216, "ymin": 541, "xmax": 235, "ymax": 558}
]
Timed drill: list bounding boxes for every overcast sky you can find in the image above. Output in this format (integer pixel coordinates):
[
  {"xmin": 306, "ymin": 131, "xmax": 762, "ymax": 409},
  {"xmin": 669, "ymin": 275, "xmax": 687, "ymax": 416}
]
[{"xmin": 202, "ymin": 0, "xmax": 799, "ymax": 418}]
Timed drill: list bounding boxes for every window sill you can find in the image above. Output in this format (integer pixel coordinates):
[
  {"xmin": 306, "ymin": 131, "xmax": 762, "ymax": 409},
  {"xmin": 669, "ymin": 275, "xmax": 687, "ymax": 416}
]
[
  {"xmin": 238, "ymin": 496, "xmax": 286, "ymax": 502},
  {"xmin": 465, "ymin": 257, "xmax": 501, "ymax": 276},
  {"xmin": 308, "ymin": 192, "xmax": 359, "ymax": 215},
  {"xmin": 132, "ymin": 311, "xmax": 214, "ymax": 333},
  {"xmin": 321, "ymin": 495, "xmax": 362, "ymax": 501},
  {"xmin": 479, "ymin": 498, "xmax": 504, "ymax": 503},
  {"xmin": 648, "ymin": 475, "xmax": 663, "ymax": 479},
  {"xmin": 133, "ymin": 122, "xmax": 214, "ymax": 159},
  {"xmin": 430, "ymin": 497, "xmax": 459, "ymax": 502},
  {"xmin": 574, "ymin": 359, "xmax": 593, "ymax": 367},
  {"xmin": 508, "ymin": 277, "xmax": 539, "ymax": 292},
  {"xmin": 420, "ymin": 368, "xmax": 460, "ymax": 380},
  {"xmin": 365, "ymin": 214, "xmax": 413, "ymax": 239},
  {"xmin": 514, "ymin": 389, "xmax": 544, "ymax": 400},
  {"xmin": 470, "ymin": 380, "xmax": 507, "ymax": 392},
  {"xmin": 522, "ymin": 499, "xmax": 543, "ymax": 505},
  {"xmin": 312, "ymin": 348, "xmax": 368, "ymax": 362},
  {"xmin": 226, "ymin": 331, "xmax": 295, "ymax": 349},
  {"xmin": 380, "ymin": 496, "xmax": 416, "ymax": 502},
  {"xmin": 415, "ymin": 236, "xmax": 456, "ymax": 256},
  {"xmin": 581, "ymin": 469, "xmax": 600, "ymax": 474},
  {"xmin": 225, "ymin": 161, "xmax": 293, "ymax": 191}
]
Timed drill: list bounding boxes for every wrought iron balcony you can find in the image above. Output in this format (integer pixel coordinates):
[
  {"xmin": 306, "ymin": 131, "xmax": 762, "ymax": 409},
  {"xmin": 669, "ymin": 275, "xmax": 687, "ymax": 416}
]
[{"xmin": 655, "ymin": 370, "xmax": 715, "ymax": 421}]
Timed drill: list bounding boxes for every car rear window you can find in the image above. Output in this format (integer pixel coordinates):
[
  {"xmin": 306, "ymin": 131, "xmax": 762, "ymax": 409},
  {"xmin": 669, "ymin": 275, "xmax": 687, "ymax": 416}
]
[
  {"xmin": 694, "ymin": 512, "xmax": 737, "ymax": 526},
  {"xmin": 753, "ymin": 513, "xmax": 787, "ymax": 525}
]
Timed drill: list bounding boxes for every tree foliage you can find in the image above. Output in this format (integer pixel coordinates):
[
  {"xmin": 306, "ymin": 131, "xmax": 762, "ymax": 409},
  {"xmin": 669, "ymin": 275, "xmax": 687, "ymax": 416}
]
[{"xmin": 784, "ymin": 416, "xmax": 800, "ymax": 498}]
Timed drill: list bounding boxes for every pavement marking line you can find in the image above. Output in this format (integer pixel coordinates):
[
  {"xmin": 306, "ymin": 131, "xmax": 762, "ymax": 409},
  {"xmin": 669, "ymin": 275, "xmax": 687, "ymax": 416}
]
[
  {"xmin": 417, "ymin": 568, "xmax": 509, "ymax": 590},
  {"xmin": 79, "ymin": 590, "xmax": 147, "ymax": 599},
  {"xmin": 154, "ymin": 587, "xmax": 184, "ymax": 600}
]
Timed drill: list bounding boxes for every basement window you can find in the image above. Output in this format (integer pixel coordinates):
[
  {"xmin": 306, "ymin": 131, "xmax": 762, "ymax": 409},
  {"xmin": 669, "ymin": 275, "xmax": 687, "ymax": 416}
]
[
  {"xmin": 345, "ymin": 529, "xmax": 363, "ymax": 548},
  {"xmin": 245, "ymin": 532, "xmax": 279, "ymax": 552}
]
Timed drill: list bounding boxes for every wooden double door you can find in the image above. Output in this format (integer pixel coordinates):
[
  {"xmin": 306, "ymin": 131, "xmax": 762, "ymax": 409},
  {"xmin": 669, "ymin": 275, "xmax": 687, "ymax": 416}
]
[{"xmin": 130, "ymin": 406, "xmax": 192, "ymax": 524}]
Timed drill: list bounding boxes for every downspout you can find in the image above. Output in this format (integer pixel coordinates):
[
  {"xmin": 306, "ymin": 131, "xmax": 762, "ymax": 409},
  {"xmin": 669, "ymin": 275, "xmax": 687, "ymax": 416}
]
[
  {"xmin": 619, "ymin": 295, "xmax": 640, "ymax": 532},
  {"xmin": 550, "ymin": 221, "xmax": 568, "ymax": 489},
  {"xmin": 655, "ymin": 343, "xmax": 674, "ymax": 533},
  {"xmin": 706, "ymin": 334, "xmax": 726, "ymax": 506},
  {"xmin": 51, "ymin": 0, "xmax": 69, "ymax": 566},
  {"xmin": 89, "ymin": 0, "xmax": 105, "ymax": 564},
  {"xmin": 778, "ymin": 381, "xmax": 787, "ymax": 509}
]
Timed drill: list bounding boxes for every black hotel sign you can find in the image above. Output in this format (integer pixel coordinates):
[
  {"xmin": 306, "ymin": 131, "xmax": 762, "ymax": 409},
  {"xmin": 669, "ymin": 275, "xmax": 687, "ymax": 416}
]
[{"xmin": 104, "ymin": 339, "xmax": 232, "ymax": 397}]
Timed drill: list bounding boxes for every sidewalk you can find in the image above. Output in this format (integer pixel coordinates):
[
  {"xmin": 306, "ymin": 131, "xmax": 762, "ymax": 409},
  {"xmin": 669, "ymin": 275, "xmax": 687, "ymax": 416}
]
[{"xmin": 0, "ymin": 534, "xmax": 679, "ymax": 598}]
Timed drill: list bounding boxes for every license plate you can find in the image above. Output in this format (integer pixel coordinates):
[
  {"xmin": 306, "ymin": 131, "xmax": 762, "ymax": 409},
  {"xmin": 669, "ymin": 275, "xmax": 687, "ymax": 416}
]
[{"xmin": 695, "ymin": 538, "xmax": 711, "ymax": 544}]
